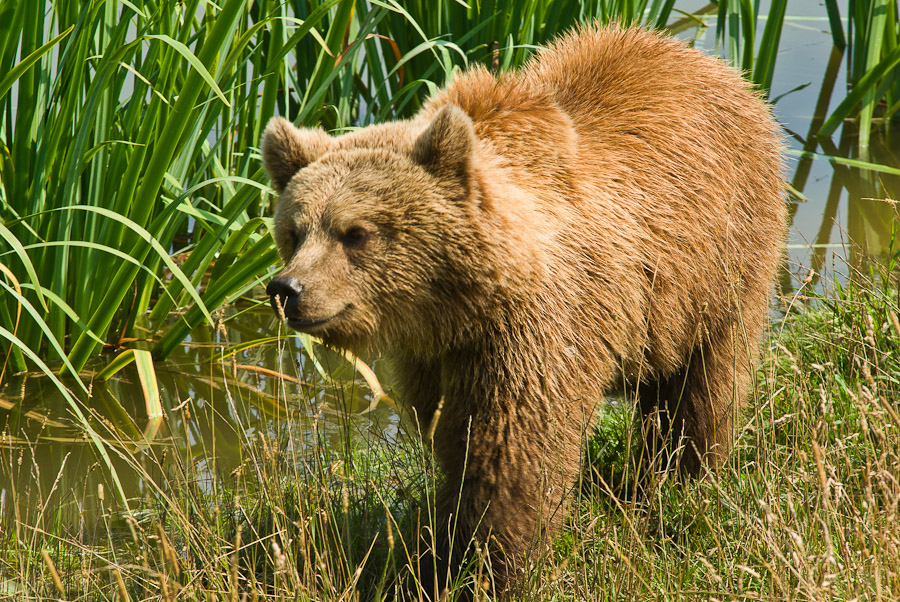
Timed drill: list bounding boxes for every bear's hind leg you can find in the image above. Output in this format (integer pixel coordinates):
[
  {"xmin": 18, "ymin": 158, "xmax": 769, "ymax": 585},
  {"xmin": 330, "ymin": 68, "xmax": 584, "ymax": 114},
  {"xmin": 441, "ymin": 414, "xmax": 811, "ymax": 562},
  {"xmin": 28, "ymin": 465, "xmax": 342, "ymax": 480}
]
[{"xmin": 639, "ymin": 323, "xmax": 754, "ymax": 475}]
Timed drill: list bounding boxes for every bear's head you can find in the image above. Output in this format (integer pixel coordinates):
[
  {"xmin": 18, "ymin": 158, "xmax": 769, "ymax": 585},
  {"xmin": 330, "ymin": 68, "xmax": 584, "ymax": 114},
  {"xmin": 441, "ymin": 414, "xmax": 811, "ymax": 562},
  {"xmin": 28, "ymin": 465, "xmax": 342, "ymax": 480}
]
[{"xmin": 261, "ymin": 105, "xmax": 484, "ymax": 351}]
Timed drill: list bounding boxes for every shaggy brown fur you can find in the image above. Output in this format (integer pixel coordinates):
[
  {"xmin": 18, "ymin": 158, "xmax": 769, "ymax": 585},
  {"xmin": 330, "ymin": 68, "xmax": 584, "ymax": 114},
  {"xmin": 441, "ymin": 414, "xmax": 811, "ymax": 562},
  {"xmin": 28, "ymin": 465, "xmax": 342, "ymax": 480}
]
[{"xmin": 261, "ymin": 25, "xmax": 785, "ymax": 599}]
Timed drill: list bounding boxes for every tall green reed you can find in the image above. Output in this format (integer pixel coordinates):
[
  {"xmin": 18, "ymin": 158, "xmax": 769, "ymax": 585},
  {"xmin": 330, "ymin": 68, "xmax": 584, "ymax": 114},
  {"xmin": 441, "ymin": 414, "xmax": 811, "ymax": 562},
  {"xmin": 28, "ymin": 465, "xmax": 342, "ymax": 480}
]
[
  {"xmin": 819, "ymin": 0, "xmax": 900, "ymax": 149},
  {"xmin": 368, "ymin": 0, "xmax": 677, "ymax": 119},
  {"xmin": 714, "ymin": 0, "xmax": 787, "ymax": 93},
  {"xmin": 0, "ymin": 0, "xmax": 417, "ymax": 381}
]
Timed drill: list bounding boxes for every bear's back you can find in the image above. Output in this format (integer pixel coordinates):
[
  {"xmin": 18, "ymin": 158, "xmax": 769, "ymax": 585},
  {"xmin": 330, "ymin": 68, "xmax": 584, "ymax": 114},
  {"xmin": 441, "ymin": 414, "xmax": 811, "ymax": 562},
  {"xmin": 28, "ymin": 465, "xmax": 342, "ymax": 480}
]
[
  {"xmin": 429, "ymin": 25, "xmax": 785, "ymax": 379},
  {"xmin": 531, "ymin": 26, "xmax": 784, "ymax": 369}
]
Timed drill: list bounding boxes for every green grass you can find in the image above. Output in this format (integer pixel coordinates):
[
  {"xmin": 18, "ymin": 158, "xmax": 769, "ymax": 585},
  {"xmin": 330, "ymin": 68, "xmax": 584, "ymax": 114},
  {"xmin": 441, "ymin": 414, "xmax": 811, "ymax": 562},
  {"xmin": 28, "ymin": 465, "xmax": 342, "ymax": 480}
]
[{"xmin": 3, "ymin": 268, "xmax": 899, "ymax": 600}]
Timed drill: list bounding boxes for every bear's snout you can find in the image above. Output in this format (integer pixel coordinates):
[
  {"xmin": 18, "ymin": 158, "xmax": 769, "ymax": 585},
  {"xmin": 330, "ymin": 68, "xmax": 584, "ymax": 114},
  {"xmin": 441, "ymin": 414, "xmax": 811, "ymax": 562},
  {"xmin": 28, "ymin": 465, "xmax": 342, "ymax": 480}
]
[{"xmin": 266, "ymin": 275, "xmax": 304, "ymax": 320}]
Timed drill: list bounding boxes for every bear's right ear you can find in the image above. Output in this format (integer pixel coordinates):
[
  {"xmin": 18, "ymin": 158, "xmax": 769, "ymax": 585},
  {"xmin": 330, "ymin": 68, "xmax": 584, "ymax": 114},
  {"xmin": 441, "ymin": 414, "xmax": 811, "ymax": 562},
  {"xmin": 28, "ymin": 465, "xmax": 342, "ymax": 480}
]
[
  {"xmin": 412, "ymin": 104, "xmax": 475, "ymax": 185},
  {"xmin": 261, "ymin": 117, "xmax": 332, "ymax": 193}
]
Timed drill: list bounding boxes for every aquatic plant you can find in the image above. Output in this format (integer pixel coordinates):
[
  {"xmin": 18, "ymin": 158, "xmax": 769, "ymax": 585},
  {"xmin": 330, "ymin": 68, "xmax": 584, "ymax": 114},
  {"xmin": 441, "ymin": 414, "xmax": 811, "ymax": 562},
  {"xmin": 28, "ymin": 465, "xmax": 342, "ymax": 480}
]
[
  {"xmin": 818, "ymin": 0, "xmax": 900, "ymax": 148},
  {"xmin": 0, "ymin": 0, "xmax": 414, "ymax": 380}
]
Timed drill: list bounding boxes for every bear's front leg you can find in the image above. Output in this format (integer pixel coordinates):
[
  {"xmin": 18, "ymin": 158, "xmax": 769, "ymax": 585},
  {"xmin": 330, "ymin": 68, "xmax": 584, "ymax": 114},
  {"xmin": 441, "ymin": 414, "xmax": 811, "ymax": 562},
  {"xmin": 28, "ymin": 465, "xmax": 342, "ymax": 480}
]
[
  {"xmin": 418, "ymin": 393, "xmax": 584, "ymax": 600},
  {"xmin": 393, "ymin": 354, "xmax": 443, "ymax": 435}
]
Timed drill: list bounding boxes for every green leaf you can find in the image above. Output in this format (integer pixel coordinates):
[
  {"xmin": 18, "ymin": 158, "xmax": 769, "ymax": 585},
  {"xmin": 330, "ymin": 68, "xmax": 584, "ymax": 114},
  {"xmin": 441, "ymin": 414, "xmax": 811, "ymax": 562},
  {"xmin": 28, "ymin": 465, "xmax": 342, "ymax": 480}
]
[
  {"xmin": 787, "ymin": 148, "xmax": 900, "ymax": 177},
  {"xmin": 752, "ymin": 0, "xmax": 787, "ymax": 93},
  {"xmin": 144, "ymin": 34, "xmax": 231, "ymax": 107},
  {"xmin": 17, "ymin": 282, "xmax": 106, "ymax": 348},
  {"xmin": 99, "ymin": 349, "xmax": 162, "ymax": 418},
  {"xmin": 0, "ymin": 25, "xmax": 73, "ymax": 101},
  {"xmin": 857, "ymin": 0, "xmax": 890, "ymax": 149},
  {"xmin": 823, "ymin": 0, "xmax": 846, "ymax": 50},
  {"xmin": 818, "ymin": 45, "xmax": 900, "ymax": 137},
  {"xmin": 96, "ymin": 348, "xmax": 139, "ymax": 380},
  {"xmin": 153, "ymin": 242, "xmax": 278, "ymax": 361},
  {"xmin": 0, "ymin": 222, "xmax": 48, "ymax": 312},
  {"xmin": 212, "ymin": 336, "xmax": 283, "ymax": 362},
  {"xmin": 134, "ymin": 350, "xmax": 162, "ymax": 419},
  {"xmin": 57, "ymin": 206, "xmax": 214, "ymax": 324},
  {"xmin": 0, "ymin": 277, "xmax": 89, "ymax": 391}
]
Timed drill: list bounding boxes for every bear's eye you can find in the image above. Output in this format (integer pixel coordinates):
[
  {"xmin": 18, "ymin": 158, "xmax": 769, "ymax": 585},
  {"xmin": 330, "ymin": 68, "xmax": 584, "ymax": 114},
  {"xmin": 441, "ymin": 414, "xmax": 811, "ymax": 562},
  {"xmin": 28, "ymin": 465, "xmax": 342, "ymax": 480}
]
[
  {"xmin": 289, "ymin": 228, "xmax": 307, "ymax": 251},
  {"xmin": 340, "ymin": 226, "xmax": 369, "ymax": 249}
]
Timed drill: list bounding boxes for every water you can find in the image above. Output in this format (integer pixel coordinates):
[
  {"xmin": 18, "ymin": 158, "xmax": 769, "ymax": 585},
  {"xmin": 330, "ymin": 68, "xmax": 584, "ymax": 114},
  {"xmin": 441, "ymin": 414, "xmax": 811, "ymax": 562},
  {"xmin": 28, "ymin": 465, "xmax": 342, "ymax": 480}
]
[
  {"xmin": 2, "ymin": 8, "xmax": 898, "ymax": 525},
  {"xmin": 764, "ymin": 18, "xmax": 899, "ymax": 284},
  {"xmin": 0, "ymin": 308, "xmax": 400, "ymax": 523},
  {"xmin": 687, "ymin": 8, "xmax": 900, "ymax": 284}
]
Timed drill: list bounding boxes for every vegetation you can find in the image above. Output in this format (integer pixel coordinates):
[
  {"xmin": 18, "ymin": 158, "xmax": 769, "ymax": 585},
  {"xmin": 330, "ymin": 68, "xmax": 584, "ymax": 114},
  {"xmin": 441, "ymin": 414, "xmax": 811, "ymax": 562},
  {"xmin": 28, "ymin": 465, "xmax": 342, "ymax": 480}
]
[
  {"xmin": 818, "ymin": 0, "xmax": 900, "ymax": 149},
  {"xmin": 3, "ymin": 266, "xmax": 899, "ymax": 600},
  {"xmin": 2, "ymin": 0, "xmax": 900, "ymax": 600}
]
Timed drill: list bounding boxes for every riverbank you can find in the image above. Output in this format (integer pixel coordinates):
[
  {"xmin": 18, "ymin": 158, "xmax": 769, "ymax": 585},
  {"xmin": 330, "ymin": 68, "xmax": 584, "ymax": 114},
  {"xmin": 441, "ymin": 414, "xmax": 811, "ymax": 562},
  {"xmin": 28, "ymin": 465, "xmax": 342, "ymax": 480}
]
[{"xmin": 3, "ymin": 266, "xmax": 899, "ymax": 601}]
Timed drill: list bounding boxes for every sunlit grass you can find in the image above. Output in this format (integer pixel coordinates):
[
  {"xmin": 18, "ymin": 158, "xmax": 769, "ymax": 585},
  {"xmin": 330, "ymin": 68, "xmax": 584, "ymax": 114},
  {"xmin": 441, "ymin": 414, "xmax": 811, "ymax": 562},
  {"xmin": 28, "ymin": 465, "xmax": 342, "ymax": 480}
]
[{"xmin": 3, "ymin": 266, "xmax": 899, "ymax": 600}]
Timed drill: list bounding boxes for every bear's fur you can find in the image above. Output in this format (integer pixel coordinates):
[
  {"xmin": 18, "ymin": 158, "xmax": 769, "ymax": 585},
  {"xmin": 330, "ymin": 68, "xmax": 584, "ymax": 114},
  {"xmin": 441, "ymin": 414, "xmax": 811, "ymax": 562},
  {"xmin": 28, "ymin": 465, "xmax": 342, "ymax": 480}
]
[{"xmin": 261, "ymin": 25, "xmax": 785, "ymax": 598}]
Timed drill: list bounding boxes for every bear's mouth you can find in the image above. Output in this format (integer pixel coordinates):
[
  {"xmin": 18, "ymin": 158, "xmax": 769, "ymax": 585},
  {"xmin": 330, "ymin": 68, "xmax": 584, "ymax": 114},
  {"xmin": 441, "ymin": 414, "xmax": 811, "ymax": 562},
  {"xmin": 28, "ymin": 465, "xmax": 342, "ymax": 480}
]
[
  {"xmin": 284, "ymin": 306, "xmax": 351, "ymax": 333},
  {"xmin": 286, "ymin": 316, "xmax": 332, "ymax": 331}
]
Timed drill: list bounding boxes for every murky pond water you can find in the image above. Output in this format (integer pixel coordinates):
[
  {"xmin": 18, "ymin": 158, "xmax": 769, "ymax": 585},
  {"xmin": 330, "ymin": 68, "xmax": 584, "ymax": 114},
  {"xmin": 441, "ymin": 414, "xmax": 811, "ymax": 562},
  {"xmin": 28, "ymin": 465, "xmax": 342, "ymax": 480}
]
[
  {"xmin": 0, "ymin": 308, "xmax": 401, "ymax": 524},
  {"xmin": 2, "ymin": 9, "xmax": 898, "ymax": 526}
]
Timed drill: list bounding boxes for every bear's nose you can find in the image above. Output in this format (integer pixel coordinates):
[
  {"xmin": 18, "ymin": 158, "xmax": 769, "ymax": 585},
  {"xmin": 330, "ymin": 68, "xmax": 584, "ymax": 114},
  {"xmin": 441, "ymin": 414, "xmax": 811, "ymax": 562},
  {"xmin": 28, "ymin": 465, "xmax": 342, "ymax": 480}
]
[{"xmin": 266, "ymin": 275, "xmax": 304, "ymax": 319}]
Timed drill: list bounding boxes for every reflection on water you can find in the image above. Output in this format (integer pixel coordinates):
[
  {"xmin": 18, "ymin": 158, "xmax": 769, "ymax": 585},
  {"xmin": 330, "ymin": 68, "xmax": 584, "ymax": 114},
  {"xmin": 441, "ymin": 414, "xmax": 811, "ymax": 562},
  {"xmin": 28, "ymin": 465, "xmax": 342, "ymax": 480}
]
[
  {"xmin": 1, "ymin": 8, "xmax": 898, "ymax": 528},
  {"xmin": 0, "ymin": 306, "xmax": 400, "ymax": 524},
  {"xmin": 689, "ymin": 12, "xmax": 900, "ymax": 287},
  {"xmin": 775, "ymin": 41, "xmax": 899, "ymax": 288}
]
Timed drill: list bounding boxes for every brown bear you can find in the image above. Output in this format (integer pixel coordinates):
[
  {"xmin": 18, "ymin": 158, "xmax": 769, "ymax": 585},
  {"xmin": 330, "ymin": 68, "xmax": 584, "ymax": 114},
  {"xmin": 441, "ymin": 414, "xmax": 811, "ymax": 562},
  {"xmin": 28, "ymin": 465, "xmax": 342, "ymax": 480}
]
[{"xmin": 261, "ymin": 24, "xmax": 785, "ymax": 599}]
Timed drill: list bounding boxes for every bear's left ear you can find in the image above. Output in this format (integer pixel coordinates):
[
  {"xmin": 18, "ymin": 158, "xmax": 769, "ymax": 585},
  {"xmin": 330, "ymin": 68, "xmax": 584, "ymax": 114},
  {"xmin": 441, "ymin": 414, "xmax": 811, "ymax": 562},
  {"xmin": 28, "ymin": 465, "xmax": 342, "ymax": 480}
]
[
  {"xmin": 261, "ymin": 117, "xmax": 332, "ymax": 193},
  {"xmin": 412, "ymin": 104, "xmax": 475, "ymax": 185}
]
